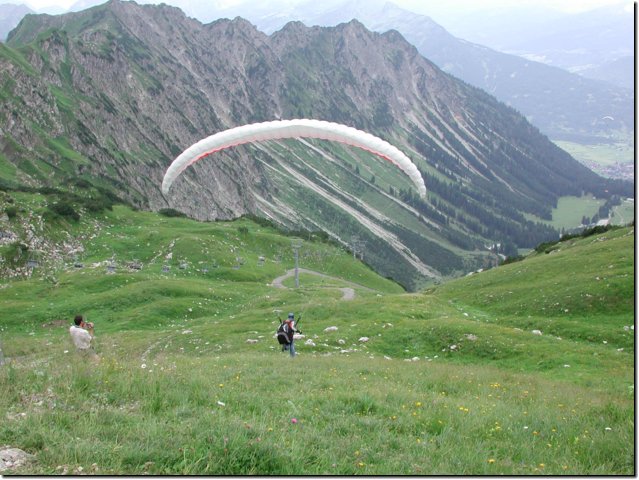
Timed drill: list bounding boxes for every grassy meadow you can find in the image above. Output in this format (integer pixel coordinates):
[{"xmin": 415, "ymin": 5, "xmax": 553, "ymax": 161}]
[
  {"xmin": 0, "ymin": 199, "xmax": 634, "ymax": 475},
  {"xmin": 524, "ymin": 194, "xmax": 634, "ymax": 231},
  {"xmin": 555, "ymin": 140, "xmax": 634, "ymax": 169}
]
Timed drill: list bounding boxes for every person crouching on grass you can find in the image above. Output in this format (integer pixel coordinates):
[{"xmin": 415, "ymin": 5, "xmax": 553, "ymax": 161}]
[{"xmin": 69, "ymin": 314, "xmax": 99, "ymax": 361}]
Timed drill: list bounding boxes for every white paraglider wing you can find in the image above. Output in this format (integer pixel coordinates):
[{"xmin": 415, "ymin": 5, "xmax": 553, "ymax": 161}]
[{"xmin": 161, "ymin": 119, "xmax": 426, "ymax": 198}]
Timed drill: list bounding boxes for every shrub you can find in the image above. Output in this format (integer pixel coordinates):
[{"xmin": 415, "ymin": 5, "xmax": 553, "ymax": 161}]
[
  {"xmin": 242, "ymin": 214, "xmax": 276, "ymax": 229},
  {"xmin": 581, "ymin": 225, "xmax": 617, "ymax": 238},
  {"xmin": 500, "ymin": 255, "xmax": 524, "ymax": 265},
  {"xmin": 38, "ymin": 186, "xmax": 63, "ymax": 195},
  {"xmin": 159, "ymin": 208, "xmax": 186, "ymax": 218},
  {"xmin": 48, "ymin": 201, "xmax": 80, "ymax": 222},
  {"xmin": 534, "ymin": 241, "xmax": 556, "ymax": 254},
  {"xmin": 72, "ymin": 178, "xmax": 92, "ymax": 189},
  {"xmin": 4, "ymin": 241, "xmax": 28, "ymax": 265},
  {"xmin": 85, "ymin": 198, "xmax": 113, "ymax": 213},
  {"xmin": 5, "ymin": 206, "xmax": 18, "ymax": 219}
]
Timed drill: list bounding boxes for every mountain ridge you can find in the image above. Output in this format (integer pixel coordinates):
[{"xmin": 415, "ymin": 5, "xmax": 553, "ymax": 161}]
[
  {"xmin": 243, "ymin": 0, "xmax": 633, "ymax": 146},
  {"xmin": 0, "ymin": 0, "xmax": 632, "ymax": 290}
]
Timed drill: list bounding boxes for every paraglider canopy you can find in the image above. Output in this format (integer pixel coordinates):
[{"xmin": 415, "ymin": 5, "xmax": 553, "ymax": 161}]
[{"xmin": 161, "ymin": 119, "xmax": 426, "ymax": 198}]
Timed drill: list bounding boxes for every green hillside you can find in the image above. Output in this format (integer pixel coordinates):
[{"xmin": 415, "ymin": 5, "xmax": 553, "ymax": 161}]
[{"xmin": 0, "ymin": 193, "xmax": 634, "ymax": 475}]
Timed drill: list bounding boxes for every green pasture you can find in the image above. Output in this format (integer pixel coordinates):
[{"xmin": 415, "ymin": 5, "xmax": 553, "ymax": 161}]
[
  {"xmin": 555, "ymin": 140, "xmax": 634, "ymax": 168},
  {"xmin": 610, "ymin": 199, "xmax": 635, "ymax": 226},
  {"xmin": 549, "ymin": 195, "xmax": 604, "ymax": 229}
]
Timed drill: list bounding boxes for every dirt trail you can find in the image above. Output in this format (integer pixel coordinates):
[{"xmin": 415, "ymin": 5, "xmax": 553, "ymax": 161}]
[{"xmin": 271, "ymin": 268, "xmax": 374, "ymax": 300}]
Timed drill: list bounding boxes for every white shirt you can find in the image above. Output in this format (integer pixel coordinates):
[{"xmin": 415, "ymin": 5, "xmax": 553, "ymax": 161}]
[{"xmin": 69, "ymin": 325, "xmax": 92, "ymax": 350}]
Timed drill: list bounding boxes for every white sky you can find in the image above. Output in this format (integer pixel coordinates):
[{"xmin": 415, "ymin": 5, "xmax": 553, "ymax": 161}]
[
  {"xmin": 398, "ymin": 0, "xmax": 631, "ymax": 14},
  {"xmin": 395, "ymin": 0, "xmax": 634, "ymax": 33},
  {"xmin": 24, "ymin": 0, "xmax": 633, "ymax": 14}
]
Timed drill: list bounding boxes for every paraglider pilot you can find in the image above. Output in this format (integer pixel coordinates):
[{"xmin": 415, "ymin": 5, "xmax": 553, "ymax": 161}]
[{"xmin": 280, "ymin": 313, "xmax": 300, "ymax": 357}]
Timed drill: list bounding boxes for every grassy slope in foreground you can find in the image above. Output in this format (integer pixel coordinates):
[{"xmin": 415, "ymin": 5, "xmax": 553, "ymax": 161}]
[{"xmin": 0, "ymin": 203, "xmax": 634, "ymax": 475}]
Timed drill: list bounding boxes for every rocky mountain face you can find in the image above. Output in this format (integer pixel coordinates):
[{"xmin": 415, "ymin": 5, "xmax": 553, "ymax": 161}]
[{"xmin": 0, "ymin": 1, "xmax": 631, "ymax": 290}]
